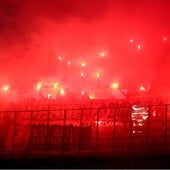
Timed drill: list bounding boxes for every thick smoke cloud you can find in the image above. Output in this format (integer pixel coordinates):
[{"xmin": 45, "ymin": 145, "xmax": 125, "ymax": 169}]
[{"xmin": 0, "ymin": 0, "xmax": 170, "ymax": 102}]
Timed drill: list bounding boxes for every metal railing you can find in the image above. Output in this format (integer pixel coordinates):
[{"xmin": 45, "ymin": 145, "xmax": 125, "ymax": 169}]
[{"xmin": 0, "ymin": 103, "xmax": 169, "ymax": 157}]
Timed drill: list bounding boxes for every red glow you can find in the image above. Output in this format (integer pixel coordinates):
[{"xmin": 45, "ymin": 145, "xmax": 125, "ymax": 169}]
[
  {"xmin": 1, "ymin": 1, "xmax": 170, "ymax": 157},
  {"xmin": 0, "ymin": 1, "xmax": 170, "ymax": 103},
  {"xmin": 163, "ymin": 37, "xmax": 167, "ymax": 41},
  {"xmin": 152, "ymin": 112, "xmax": 156, "ymax": 117}
]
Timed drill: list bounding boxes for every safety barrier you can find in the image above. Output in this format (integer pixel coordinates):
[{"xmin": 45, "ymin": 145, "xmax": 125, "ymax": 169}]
[{"xmin": 0, "ymin": 103, "xmax": 169, "ymax": 157}]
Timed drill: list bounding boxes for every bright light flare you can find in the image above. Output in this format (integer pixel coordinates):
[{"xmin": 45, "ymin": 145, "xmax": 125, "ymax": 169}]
[
  {"xmin": 81, "ymin": 62, "xmax": 86, "ymax": 67},
  {"xmin": 67, "ymin": 61, "xmax": 71, "ymax": 65},
  {"xmin": 95, "ymin": 71, "xmax": 100, "ymax": 78},
  {"xmin": 100, "ymin": 52, "xmax": 105, "ymax": 57},
  {"xmin": 139, "ymin": 86, "xmax": 146, "ymax": 91},
  {"xmin": 81, "ymin": 90, "xmax": 85, "ymax": 96},
  {"xmin": 54, "ymin": 82, "xmax": 59, "ymax": 88},
  {"xmin": 163, "ymin": 37, "xmax": 167, "ymax": 41},
  {"xmin": 110, "ymin": 82, "xmax": 119, "ymax": 89},
  {"xmin": 3, "ymin": 85, "xmax": 9, "ymax": 91},
  {"xmin": 142, "ymin": 115, "xmax": 148, "ymax": 120},
  {"xmin": 137, "ymin": 44, "xmax": 141, "ymax": 50},
  {"xmin": 58, "ymin": 56, "xmax": 63, "ymax": 61},
  {"xmin": 36, "ymin": 83, "xmax": 42, "ymax": 91},
  {"xmin": 47, "ymin": 93, "xmax": 51, "ymax": 99},
  {"xmin": 89, "ymin": 94, "xmax": 95, "ymax": 99},
  {"xmin": 80, "ymin": 72, "xmax": 84, "ymax": 77},
  {"xmin": 138, "ymin": 122, "xmax": 143, "ymax": 126},
  {"xmin": 129, "ymin": 39, "xmax": 134, "ymax": 43},
  {"xmin": 96, "ymin": 120, "xmax": 101, "ymax": 125},
  {"xmin": 60, "ymin": 88, "xmax": 65, "ymax": 96}
]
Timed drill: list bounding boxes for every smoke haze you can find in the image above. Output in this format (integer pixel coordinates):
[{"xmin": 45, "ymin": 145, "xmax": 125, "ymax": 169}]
[{"xmin": 0, "ymin": 0, "xmax": 170, "ymax": 101}]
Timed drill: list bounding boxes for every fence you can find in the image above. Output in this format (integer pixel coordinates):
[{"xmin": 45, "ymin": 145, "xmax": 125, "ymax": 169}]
[{"xmin": 0, "ymin": 103, "xmax": 170, "ymax": 157}]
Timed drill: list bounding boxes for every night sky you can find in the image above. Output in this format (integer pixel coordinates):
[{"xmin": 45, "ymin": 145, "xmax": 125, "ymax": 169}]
[{"xmin": 0, "ymin": 0, "xmax": 170, "ymax": 102}]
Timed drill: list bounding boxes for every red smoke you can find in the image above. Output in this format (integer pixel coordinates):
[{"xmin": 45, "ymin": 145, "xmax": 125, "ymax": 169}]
[{"xmin": 0, "ymin": 0, "xmax": 170, "ymax": 103}]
